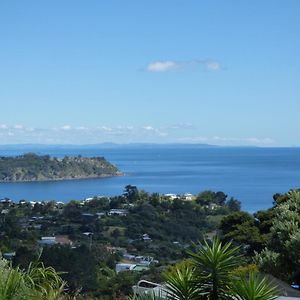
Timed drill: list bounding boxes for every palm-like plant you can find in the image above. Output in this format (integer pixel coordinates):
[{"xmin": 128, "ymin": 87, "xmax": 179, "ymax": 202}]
[
  {"xmin": 164, "ymin": 263, "xmax": 199, "ymax": 300},
  {"xmin": 161, "ymin": 238, "xmax": 279, "ymax": 300},
  {"xmin": 25, "ymin": 261, "xmax": 66, "ymax": 300},
  {"xmin": 231, "ymin": 272, "xmax": 278, "ymax": 300},
  {"xmin": 188, "ymin": 238, "xmax": 240, "ymax": 300},
  {"xmin": 0, "ymin": 257, "xmax": 66, "ymax": 300},
  {"xmin": 0, "ymin": 258, "xmax": 33, "ymax": 300}
]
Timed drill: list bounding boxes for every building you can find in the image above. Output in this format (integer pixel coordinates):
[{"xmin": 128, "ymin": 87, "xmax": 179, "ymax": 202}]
[
  {"xmin": 116, "ymin": 263, "xmax": 149, "ymax": 273},
  {"xmin": 108, "ymin": 209, "xmax": 128, "ymax": 216},
  {"xmin": 164, "ymin": 194, "xmax": 178, "ymax": 200}
]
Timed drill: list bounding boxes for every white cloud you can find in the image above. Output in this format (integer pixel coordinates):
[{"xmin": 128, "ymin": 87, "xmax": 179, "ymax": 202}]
[
  {"xmin": 206, "ymin": 61, "xmax": 220, "ymax": 71},
  {"xmin": 61, "ymin": 125, "xmax": 72, "ymax": 130},
  {"xmin": 98, "ymin": 126, "xmax": 113, "ymax": 132},
  {"xmin": 143, "ymin": 126, "xmax": 155, "ymax": 131},
  {"xmin": 75, "ymin": 126, "xmax": 88, "ymax": 131},
  {"xmin": 14, "ymin": 124, "xmax": 24, "ymax": 130},
  {"xmin": 146, "ymin": 61, "xmax": 179, "ymax": 72},
  {"xmin": 0, "ymin": 124, "xmax": 8, "ymax": 129},
  {"xmin": 146, "ymin": 59, "xmax": 221, "ymax": 73}
]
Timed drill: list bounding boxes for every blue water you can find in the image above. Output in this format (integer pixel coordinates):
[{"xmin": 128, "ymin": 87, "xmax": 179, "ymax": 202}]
[{"xmin": 0, "ymin": 146, "xmax": 300, "ymax": 212}]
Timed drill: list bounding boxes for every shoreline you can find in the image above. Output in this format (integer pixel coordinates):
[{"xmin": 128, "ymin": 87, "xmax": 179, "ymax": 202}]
[{"xmin": 0, "ymin": 172, "xmax": 124, "ymax": 183}]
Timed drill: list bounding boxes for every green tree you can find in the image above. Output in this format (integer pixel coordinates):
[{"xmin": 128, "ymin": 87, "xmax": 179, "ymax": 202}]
[
  {"xmin": 219, "ymin": 212, "xmax": 266, "ymax": 254},
  {"xmin": 226, "ymin": 197, "xmax": 241, "ymax": 212},
  {"xmin": 255, "ymin": 190, "xmax": 300, "ymax": 281},
  {"xmin": 161, "ymin": 239, "xmax": 278, "ymax": 300},
  {"xmin": 123, "ymin": 185, "xmax": 140, "ymax": 203}
]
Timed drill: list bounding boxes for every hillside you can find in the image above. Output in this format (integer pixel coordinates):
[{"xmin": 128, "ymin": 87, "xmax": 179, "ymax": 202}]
[{"xmin": 0, "ymin": 153, "xmax": 120, "ymax": 182}]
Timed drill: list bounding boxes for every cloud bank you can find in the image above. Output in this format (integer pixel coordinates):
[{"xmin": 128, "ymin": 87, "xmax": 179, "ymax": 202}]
[{"xmin": 0, "ymin": 123, "xmax": 275, "ymax": 146}]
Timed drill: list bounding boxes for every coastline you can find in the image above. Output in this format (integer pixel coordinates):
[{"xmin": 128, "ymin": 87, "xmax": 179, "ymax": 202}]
[{"xmin": 0, "ymin": 172, "xmax": 124, "ymax": 183}]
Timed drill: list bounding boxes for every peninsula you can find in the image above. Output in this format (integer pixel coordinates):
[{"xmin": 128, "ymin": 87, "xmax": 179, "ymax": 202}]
[{"xmin": 0, "ymin": 153, "xmax": 121, "ymax": 182}]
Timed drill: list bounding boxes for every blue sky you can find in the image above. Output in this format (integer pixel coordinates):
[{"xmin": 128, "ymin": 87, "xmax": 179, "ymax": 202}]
[{"xmin": 0, "ymin": 1, "xmax": 299, "ymax": 145}]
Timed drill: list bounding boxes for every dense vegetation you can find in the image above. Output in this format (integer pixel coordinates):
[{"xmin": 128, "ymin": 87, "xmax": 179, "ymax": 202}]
[
  {"xmin": 219, "ymin": 189, "xmax": 300, "ymax": 286},
  {"xmin": 2, "ymin": 186, "xmax": 300, "ymax": 299},
  {"xmin": 0, "ymin": 153, "xmax": 120, "ymax": 181},
  {"xmin": 0, "ymin": 239, "xmax": 280, "ymax": 300},
  {"xmin": 0, "ymin": 186, "xmax": 240, "ymax": 298}
]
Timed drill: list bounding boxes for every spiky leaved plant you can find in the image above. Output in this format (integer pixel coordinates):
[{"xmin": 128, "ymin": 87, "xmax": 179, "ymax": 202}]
[
  {"xmin": 188, "ymin": 238, "xmax": 241, "ymax": 300},
  {"xmin": 231, "ymin": 272, "xmax": 278, "ymax": 300}
]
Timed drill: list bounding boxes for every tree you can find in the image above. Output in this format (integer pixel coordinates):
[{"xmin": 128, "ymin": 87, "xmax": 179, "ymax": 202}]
[
  {"xmin": 196, "ymin": 191, "xmax": 227, "ymax": 206},
  {"xmin": 189, "ymin": 238, "xmax": 240, "ymax": 299},
  {"xmin": 219, "ymin": 212, "xmax": 266, "ymax": 254},
  {"xmin": 162, "ymin": 238, "xmax": 279, "ymax": 300},
  {"xmin": 226, "ymin": 197, "xmax": 241, "ymax": 212},
  {"xmin": 123, "ymin": 185, "xmax": 140, "ymax": 203},
  {"xmin": 255, "ymin": 190, "xmax": 300, "ymax": 282}
]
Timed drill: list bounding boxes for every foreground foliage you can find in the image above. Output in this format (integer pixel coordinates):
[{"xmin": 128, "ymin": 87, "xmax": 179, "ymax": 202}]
[
  {"xmin": 163, "ymin": 239, "xmax": 278, "ymax": 300},
  {"xmin": 0, "ymin": 258, "xmax": 66, "ymax": 299}
]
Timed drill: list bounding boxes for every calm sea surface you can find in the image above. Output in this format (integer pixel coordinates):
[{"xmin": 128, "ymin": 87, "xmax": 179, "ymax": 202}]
[{"xmin": 0, "ymin": 146, "xmax": 300, "ymax": 212}]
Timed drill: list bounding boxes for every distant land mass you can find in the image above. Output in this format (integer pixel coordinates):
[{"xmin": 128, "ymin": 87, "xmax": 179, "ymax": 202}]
[
  {"xmin": 0, "ymin": 153, "xmax": 121, "ymax": 182},
  {"xmin": 0, "ymin": 143, "xmax": 219, "ymax": 151}
]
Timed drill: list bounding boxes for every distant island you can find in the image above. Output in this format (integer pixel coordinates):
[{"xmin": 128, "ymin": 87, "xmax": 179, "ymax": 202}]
[{"xmin": 0, "ymin": 153, "xmax": 121, "ymax": 182}]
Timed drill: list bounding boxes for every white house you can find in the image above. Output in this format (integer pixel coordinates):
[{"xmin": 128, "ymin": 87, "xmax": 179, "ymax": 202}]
[
  {"xmin": 116, "ymin": 263, "xmax": 136, "ymax": 273},
  {"xmin": 182, "ymin": 193, "xmax": 193, "ymax": 201},
  {"xmin": 164, "ymin": 194, "xmax": 178, "ymax": 200},
  {"xmin": 108, "ymin": 209, "xmax": 128, "ymax": 216}
]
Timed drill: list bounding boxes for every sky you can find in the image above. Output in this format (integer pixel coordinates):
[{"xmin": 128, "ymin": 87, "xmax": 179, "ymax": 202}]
[{"xmin": 0, "ymin": 1, "xmax": 299, "ymax": 146}]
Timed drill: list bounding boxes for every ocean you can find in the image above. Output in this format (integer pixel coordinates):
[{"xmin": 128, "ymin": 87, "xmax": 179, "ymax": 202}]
[{"xmin": 0, "ymin": 145, "xmax": 300, "ymax": 213}]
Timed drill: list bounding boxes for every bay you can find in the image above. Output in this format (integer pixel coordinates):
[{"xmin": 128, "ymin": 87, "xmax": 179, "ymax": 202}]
[{"xmin": 0, "ymin": 145, "xmax": 300, "ymax": 212}]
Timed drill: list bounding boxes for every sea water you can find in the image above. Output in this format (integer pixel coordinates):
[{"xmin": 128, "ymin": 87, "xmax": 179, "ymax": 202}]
[{"xmin": 0, "ymin": 146, "xmax": 300, "ymax": 212}]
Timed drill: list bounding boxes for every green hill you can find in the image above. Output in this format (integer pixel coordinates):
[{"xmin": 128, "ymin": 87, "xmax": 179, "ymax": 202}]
[{"xmin": 0, "ymin": 153, "xmax": 121, "ymax": 182}]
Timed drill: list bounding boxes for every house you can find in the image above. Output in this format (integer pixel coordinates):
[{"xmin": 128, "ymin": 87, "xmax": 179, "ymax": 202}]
[
  {"xmin": 0, "ymin": 198, "xmax": 12, "ymax": 204},
  {"xmin": 55, "ymin": 202, "xmax": 64, "ymax": 209},
  {"xmin": 164, "ymin": 194, "xmax": 178, "ymax": 200},
  {"xmin": 123, "ymin": 253, "xmax": 158, "ymax": 265},
  {"xmin": 182, "ymin": 193, "xmax": 193, "ymax": 201},
  {"xmin": 106, "ymin": 246, "xmax": 126, "ymax": 254},
  {"xmin": 142, "ymin": 234, "xmax": 152, "ymax": 241},
  {"xmin": 30, "ymin": 201, "xmax": 42, "ymax": 207},
  {"xmin": 116, "ymin": 263, "xmax": 149, "ymax": 273},
  {"xmin": 96, "ymin": 212, "xmax": 106, "ymax": 218},
  {"xmin": 135, "ymin": 256, "xmax": 154, "ymax": 266},
  {"xmin": 81, "ymin": 213, "xmax": 96, "ymax": 221},
  {"xmin": 108, "ymin": 209, "xmax": 128, "ymax": 216},
  {"xmin": 116, "ymin": 263, "xmax": 136, "ymax": 273},
  {"xmin": 82, "ymin": 232, "xmax": 93, "ymax": 237},
  {"xmin": 123, "ymin": 253, "xmax": 136, "ymax": 261},
  {"xmin": 38, "ymin": 235, "xmax": 72, "ymax": 246},
  {"xmin": 0, "ymin": 198, "xmax": 13, "ymax": 207},
  {"xmin": 38, "ymin": 236, "xmax": 56, "ymax": 246},
  {"xmin": 84, "ymin": 197, "xmax": 94, "ymax": 203},
  {"xmin": 55, "ymin": 235, "xmax": 73, "ymax": 246}
]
